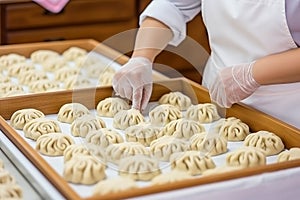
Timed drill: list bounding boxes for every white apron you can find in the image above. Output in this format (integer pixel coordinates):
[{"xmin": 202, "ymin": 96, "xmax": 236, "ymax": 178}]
[{"xmin": 201, "ymin": 0, "xmax": 300, "ymax": 129}]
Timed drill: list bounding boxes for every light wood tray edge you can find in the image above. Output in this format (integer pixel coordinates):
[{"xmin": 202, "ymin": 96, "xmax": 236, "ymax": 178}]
[{"xmin": 1, "ymin": 77, "xmax": 300, "ymax": 200}]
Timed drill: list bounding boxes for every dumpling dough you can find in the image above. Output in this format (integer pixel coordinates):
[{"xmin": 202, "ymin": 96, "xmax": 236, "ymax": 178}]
[
  {"xmin": 30, "ymin": 49, "xmax": 60, "ymax": 63},
  {"xmin": 0, "ymin": 184, "xmax": 23, "ymax": 199},
  {"xmin": 125, "ymin": 123, "xmax": 161, "ymax": 146},
  {"xmin": 151, "ymin": 170, "xmax": 192, "ymax": 185},
  {"xmin": 10, "ymin": 108, "xmax": 45, "ymax": 130},
  {"xmin": 215, "ymin": 117, "xmax": 250, "ymax": 141},
  {"xmin": 202, "ymin": 166, "xmax": 243, "ymax": 176},
  {"xmin": 226, "ymin": 147, "xmax": 266, "ymax": 168},
  {"xmin": 54, "ymin": 67, "xmax": 80, "ymax": 81},
  {"xmin": 28, "ymin": 79, "xmax": 61, "ymax": 93},
  {"xmin": 98, "ymin": 70, "xmax": 115, "ymax": 86},
  {"xmin": 85, "ymin": 128, "xmax": 124, "ymax": 148},
  {"xmin": 0, "ymin": 83, "xmax": 24, "ymax": 97},
  {"xmin": 62, "ymin": 46, "xmax": 87, "ymax": 61},
  {"xmin": 36, "ymin": 132, "xmax": 75, "ymax": 156},
  {"xmin": 7, "ymin": 62, "xmax": 35, "ymax": 77},
  {"xmin": 277, "ymin": 147, "xmax": 300, "ymax": 162},
  {"xmin": 92, "ymin": 176, "xmax": 137, "ymax": 196},
  {"xmin": 158, "ymin": 91, "xmax": 192, "ymax": 111},
  {"xmin": 0, "ymin": 53, "xmax": 26, "ymax": 68},
  {"xmin": 96, "ymin": 97, "xmax": 130, "ymax": 117},
  {"xmin": 63, "ymin": 144, "xmax": 91, "ymax": 162},
  {"xmin": 243, "ymin": 130, "xmax": 284, "ymax": 156},
  {"xmin": 70, "ymin": 114, "xmax": 106, "ymax": 137},
  {"xmin": 23, "ymin": 118, "xmax": 61, "ymax": 141},
  {"xmin": 0, "ymin": 169, "xmax": 15, "ymax": 184},
  {"xmin": 118, "ymin": 155, "xmax": 161, "ymax": 181},
  {"xmin": 63, "ymin": 75, "xmax": 92, "ymax": 89},
  {"xmin": 170, "ymin": 151, "xmax": 216, "ymax": 175},
  {"xmin": 158, "ymin": 118, "xmax": 205, "ymax": 139},
  {"xmin": 42, "ymin": 57, "xmax": 67, "ymax": 72},
  {"xmin": 150, "ymin": 136, "xmax": 189, "ymax": 161},
  {"xmin": 149, "ymin": 104, "xmax": 182, "ymax": 126},
  {"xmin": 18, "ymin": 70, "xmax": 48, "ymax": 85},
  {"xmin": 189, "ymin": 132, "xmax": 228, "ymax": 156},
  {"xmin": 63, "ymin": 155, "xmax": 106, "ymax": 185},
  {"xmin": 57, "ymin": 102, "xmax": 90, "ymax": 124},
  {"xmin": 106, "ymin": 142, "xmax": 149, "ymax": 164},
  {"xmin": 63, "ymin": 143, "xmax": 107, "ymax": 164},
  {"xmin": 113, "ymin": 108, "xmax": 145, "ymax": 130},
  {"xmin": 185, "ymin": 103, "xmax": 220, "ymax": 123}
]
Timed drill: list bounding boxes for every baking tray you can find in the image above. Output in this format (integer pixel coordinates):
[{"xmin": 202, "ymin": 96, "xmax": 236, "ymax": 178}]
[
  {"xmin": 1, "ymin": 78, "xmax": 300, "ymax": 200},
  {"xmin": 0, "ymin": 39, "xmax": 169, "ymax": 97}
]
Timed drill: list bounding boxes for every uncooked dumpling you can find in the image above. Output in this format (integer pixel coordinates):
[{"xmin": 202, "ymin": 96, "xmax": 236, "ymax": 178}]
[
  {"xmin": 0, "ymin": 184, "xmax": 23, "ymax": 199},
  {"xmin": 185, "ymin": 103, "xmax": 220, "ymax": 123},
  {"xmin": 243, "ymin": 130, "xmax": 284, "ymax": 156},
  {"xmin": 277, "ymin": 147, "xmax": 300, "ymax": 162},
  {"xmin": 54, "ymin": 67, "xmax": 80, "ymax": 81},
  {"xmin": 7, "ymin": 62, "xmax": 35, "ymax": 77},
  {"xmin": 125, "ymin": 123, "xmax": 161, "ymax": 146},
  {"xmin": 18, "ymin": 70, "xmax": 48, "ymax": 85},
  {"xmin": 149, "ymin": 104, "xmax": 182, "ymax": 126},
  {"xmin": 118, "ymin": 155, "xmax": 161, "ymax": 181},
  {"xmin": 28, "ymin": 79, "xmax": 61, "ymax": 93},
  {"xmin": 63, "ymin": 75, "xmax": 93, "ymax": 89},
  {"xmin": 23, "ymin": 118, "xmax": 61, "ymax": 141},
  {"xmin": 158, "ymin": 91, "xmax": 192, "ymax": 111},
  {"xmin": 98, "ymin": 70, "xmax": 116, "ymax": 86},
  {"xmin": 30, "ymin": 49, "xmax": 60, "ymax": 63},
  {"xmin": 36, "ymin": 132, "xmax": 75, "ymax": 156},
  {"xmin": 0, "ymin": 83, "xmax": 24, "ymax": 97},
  {"xmin": 70, "ymin": 114, "xmax": 106, "ymax": 137},
  {"xmin": 63, "ymin": 155, "xmax": 106, "ymax": 185},
  {"xmin": 150, "ymin": 136, "xmax": 189, "ymax": 161},
  {"xmin": 0, "ymin": 169, "xmax": 15, "ymax": 184},
  {"xmin": 0, "ymin": 53, "xmax": 26, "ymax": 68},
  {"xmin": 151, "ymin": 170, "xmax": 192, "ymax": 185},
  {"xmin": 158, "ymin": 118, "xmax": 205, "ymax": 139},
  {"xmin": 62, "ymin": 46, "xmax": 87, "ymax": 61},
  {"xmin": 92, "ymin": 176, "xmax": 137, "ymax": 196},
  {"xmin": 63, "ymin": 144, "xmax": 91, "ymax": 163},
  {"xmin": 170, "ymin": 151, "xmax": 216, "ymax": 175},
  {"xmin": 215, "ymin": 117, "xmax": 250, "ymax": 141},
  {"xmin": 10, "ymin": 108, "xmax": 45, "ymax": 130},
  {"xmin": 42, "ymin": 57, "xmax": 67, "ymax": 72},
  {"xmin": 226, "ymin": 147, "xmax": 266, "ymax": 168},
  {"xmin": 57, "ymin": 102, "xmax": 90, "ymax": 124},
  {"xmin": 189, "ymin": 132, "xmax": 228, "ymax": 156},
  {"xmin": 106, "ymin": 142, "xmax": 149, "ymax": 164},
  {"xmin": 113, "ymin": 108, "xmax": 145, "ymax": 130},
  {"xmin": 96, "ymin": 97, "xmax": 130, "ymax": 117},
  {"xmin": 85, "ymin": 128, "xmax": 124, "ymax": 148}
]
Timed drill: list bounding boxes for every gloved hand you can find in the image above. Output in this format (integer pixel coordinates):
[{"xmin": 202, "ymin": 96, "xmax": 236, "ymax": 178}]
[
  {"xmin": 112, "ymin": 57, "xmax": 153, "ymax": 111},
  {"xmin": 209, "ymin": 62, "xmax": 260, "ymax": 107}
]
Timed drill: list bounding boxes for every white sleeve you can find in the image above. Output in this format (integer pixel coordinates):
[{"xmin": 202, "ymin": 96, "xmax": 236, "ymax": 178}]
[{"xmin": 140, "ymin": 0, "xmax": 201, "ymax": 46}]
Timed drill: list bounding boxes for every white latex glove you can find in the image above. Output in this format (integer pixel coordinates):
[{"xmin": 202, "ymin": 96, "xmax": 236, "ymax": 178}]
[
  {"xmin": 209, "ymin": 62, "xmax": 260, "ymax": 107},
  {"xmin": 112, "ymin": 57, "xmax": 153, "ymax": 111}
]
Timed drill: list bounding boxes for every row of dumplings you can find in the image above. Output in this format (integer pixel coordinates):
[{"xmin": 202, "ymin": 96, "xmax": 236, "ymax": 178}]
[
  {"xmin": 0, "ymin": 46, "xmax": 116, "ymax": 97},
  {"xmin": 8, "ymin": 91, "xmax": 300, "ymax": 197},
  {"xmin": 0, "ymin": 158, "xmax": 23, "ymax": 199}
]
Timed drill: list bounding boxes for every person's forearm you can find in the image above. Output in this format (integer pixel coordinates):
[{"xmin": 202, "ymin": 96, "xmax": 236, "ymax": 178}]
[
  {"xmin": 132, "ymin": 17, "xmax": 173, "ymax": 62},
  {"xmin": 253, "ymin": 48, "xmax": 300, "ymax": 85}
]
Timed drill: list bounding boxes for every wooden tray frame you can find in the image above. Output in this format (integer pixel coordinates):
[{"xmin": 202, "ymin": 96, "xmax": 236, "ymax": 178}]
[
  {"xmin": 1, "ymin": 77, "xmax": 300, "ymax": 200},
  {"xmin": 0, "ymin": 39, "xmax": 129, "ymax": 65}
]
